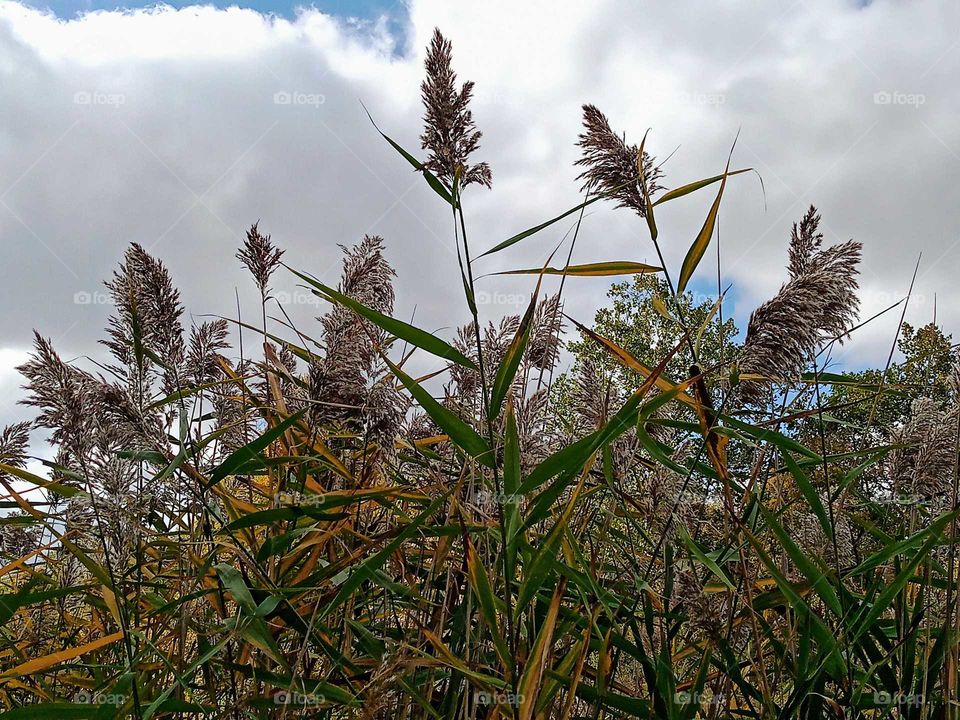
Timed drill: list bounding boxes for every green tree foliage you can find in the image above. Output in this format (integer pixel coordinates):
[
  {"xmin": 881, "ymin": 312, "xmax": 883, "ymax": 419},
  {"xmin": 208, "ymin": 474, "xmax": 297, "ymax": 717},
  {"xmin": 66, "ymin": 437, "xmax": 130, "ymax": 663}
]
[
  {"xmin": 830, "ymin": 322, "xmax": 956, "ymax": 431},
  {"xmin": 552, "ymin": 274, "xmax": 739, "ymax": 433}
]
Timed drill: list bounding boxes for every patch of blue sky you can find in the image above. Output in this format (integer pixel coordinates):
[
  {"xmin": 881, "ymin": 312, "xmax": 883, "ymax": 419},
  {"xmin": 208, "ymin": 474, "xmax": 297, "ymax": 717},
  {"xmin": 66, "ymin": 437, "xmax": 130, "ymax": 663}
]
[{"xmin": 22, "ymin": 0, "xmax": 405, "ymax": 27}]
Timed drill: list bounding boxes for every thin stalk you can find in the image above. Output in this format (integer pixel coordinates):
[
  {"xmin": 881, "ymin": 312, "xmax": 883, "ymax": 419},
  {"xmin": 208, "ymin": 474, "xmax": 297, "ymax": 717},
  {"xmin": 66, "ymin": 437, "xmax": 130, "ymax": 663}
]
[
  {"xmin": 456, "ymin": 195, "xmax": 518, "ymax": 706},
  {"xmin": 535, "ymin": 193, "xmax": 589, "ymax": 398}
]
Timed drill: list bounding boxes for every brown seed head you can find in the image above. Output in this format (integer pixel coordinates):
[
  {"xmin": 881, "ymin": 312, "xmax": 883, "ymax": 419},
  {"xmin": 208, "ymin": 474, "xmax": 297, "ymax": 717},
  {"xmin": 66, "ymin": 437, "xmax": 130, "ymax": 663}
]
[
  {"xmin": 420, "ymin": 28, "xmax": 491, "ymax": 189},
  {"xmin": 575, "ymin": 104, "xmax": 663, "ymax": 216}
]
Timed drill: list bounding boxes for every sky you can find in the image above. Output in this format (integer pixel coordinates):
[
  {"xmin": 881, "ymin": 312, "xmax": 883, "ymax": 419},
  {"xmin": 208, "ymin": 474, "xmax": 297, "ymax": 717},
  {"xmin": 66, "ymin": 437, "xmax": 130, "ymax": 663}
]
[
  {"xmin": 20, "ymin": 1, "xmax": 391, "ymax": 20},
  {"xmin": 1, "ymin": 0, "xmax": 959, "ymax": 469}
]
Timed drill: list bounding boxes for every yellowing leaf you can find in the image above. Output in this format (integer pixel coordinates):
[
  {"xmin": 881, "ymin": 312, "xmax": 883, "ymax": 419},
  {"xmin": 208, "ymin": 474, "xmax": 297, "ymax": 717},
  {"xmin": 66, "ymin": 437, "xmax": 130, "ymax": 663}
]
[
  {"xmin": 677, "ymin": 135, "xmax": 739, "ymax": 293},
  {"xmin": 102, "ymin": 586, "xmax": 122, "ymax": 627},
  {"xmin": 569, "ymin": 317, "xmax": 697, "ymax": 408},
  {"xmin": 0, "ymin": 632, "xmax": 124, "ymax": 680},
  {"xmin": 497, "ymin": 261, "xmax": 662, "ymax": 277},
  {"xmin": 651, "ymin": 293, "xmax": 673, "ymax": 321}
]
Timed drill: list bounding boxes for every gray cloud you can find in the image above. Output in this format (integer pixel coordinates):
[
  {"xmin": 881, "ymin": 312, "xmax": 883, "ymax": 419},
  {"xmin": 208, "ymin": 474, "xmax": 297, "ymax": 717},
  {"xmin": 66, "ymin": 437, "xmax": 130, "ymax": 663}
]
[{"xmin": 1, "ymin": 0, "xmax": 959, "ymax": 453}]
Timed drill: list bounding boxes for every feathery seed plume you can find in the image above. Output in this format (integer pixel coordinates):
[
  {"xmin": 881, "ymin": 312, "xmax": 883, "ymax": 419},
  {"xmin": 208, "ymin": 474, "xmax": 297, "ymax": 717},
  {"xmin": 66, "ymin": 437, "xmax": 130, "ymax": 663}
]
[
  {"xmin": 19, "ymin": 333, "xmax": 104, "ymax": 451},
  {"xmin": 0, "ymin": 422, "xmax": 31, "ymax": 472},
  {"xmin": 237, "ymin": 222, "xmax": 284, "ymax": 297},
  {"xmin": 527, "ymin": 293, "xmax": 564, "ymax": 371},
  {"xmin": 187, "ymin": 319, "xmax": 230, "ymax": 386},
  {"xmin": 888, "ymin": 397, "xmax": 957, "ymax": 507},
  {"xmin": 575, "ymin": 104, "xmax": 663, "ymax": 216},
  {"xmin": 788, "ymin": 205, "xmax": 823, "ymax": 280},
  {"xmin": 420, "ymin": 28, "xmax": 491, "ymax": 189},
  {"xmin": 311, "ymin": 236, "xmax": 400, "ymax": 443},
  {"xmin": 103, "ymin": 243, "xmax": 185, "ymax": 394},
  {"xmin": 737, "ymin": 207, "xmax": 861, "ymax": 404}
]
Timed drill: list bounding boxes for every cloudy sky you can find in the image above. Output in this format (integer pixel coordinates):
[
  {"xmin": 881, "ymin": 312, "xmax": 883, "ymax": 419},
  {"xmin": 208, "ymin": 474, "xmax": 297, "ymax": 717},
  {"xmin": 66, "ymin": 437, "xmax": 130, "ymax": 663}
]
[{"xmin": 1, "ymin": 0, "xmax": 959, "ymax": 460}]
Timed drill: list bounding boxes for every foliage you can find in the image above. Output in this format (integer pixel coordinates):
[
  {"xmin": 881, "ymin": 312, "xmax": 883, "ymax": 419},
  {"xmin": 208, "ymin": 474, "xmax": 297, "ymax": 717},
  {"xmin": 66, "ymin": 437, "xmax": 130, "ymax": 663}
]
[{"xmin": 830, "ymin": 322, "xmax": 956, "ymax": 430}]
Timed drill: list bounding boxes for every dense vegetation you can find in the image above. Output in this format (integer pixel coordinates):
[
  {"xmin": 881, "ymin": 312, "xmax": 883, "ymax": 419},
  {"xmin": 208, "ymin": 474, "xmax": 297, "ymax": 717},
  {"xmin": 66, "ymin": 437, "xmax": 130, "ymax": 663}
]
[{"xmin": 1, "ymin": 28, "xmax": 959, "ymax": 719}]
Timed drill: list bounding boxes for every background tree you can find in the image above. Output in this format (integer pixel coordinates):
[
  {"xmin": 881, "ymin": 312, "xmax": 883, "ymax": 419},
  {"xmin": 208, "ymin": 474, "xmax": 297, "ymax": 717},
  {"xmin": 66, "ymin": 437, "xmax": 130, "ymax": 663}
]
[{"xmin": 552, "ymin": 273, "xmax": 739, "ymax": 436}]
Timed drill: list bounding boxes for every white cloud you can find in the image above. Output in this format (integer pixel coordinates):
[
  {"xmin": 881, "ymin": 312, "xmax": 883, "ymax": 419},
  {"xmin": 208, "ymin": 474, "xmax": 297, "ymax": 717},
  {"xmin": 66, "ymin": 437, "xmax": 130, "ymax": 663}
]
[
  {"xmin": 0, "ymin": 348, "xmax": 29, "ymax": 419},
  {"xmin": 0, "ymin": 0, "xmax": 958, "ymax": 446},
  {"xmin": 0, "ymin": 347, "xmax": 47, "ymax": 486}
]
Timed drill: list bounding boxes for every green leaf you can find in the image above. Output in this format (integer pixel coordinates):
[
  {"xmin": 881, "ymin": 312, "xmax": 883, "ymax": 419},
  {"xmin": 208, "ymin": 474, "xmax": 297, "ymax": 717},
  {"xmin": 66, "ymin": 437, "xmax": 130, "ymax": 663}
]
[
  {"xmin": 479, "ymin": 193, "xmax": 611, "ymax": 258},
  {"xmin": 519, "ymin": 334, "xmax": 688, "ymax": 497},
  {"xmin": 154, "ymin": 700, "xmax": 213, "ymax": 714},
  {"xmin": 225, "ymin": 508, "xmax": 300, "ymax": 531},
  {"xmin": 320, "ymin": 488, "xmax": 452, "ymax": 619},
  {"xmin": 362, "ymin": 103, "xmax": 454, "ymax": 205},
  {"xmin": 216, "ymin": 564, "xmax": 288, "ymax": 669},
  {"xmin": 521, "ymin": 376, "xmax": 691, "ymax": 532},
  {"xmin": 0, "ymin": 585, "xmax": 90, "ymax": 626},
  {"xmin": 554, "ymin": 678, "xmax": 650, "ymax": 715},
  {"xmin": 682, "ymin": 650, "xmax": 714, "ymax": 720},
  {"xmin": 742, "ymin": 526, "xmax": 845, "ymax": 678},
  {"xmin": 0, "ymin": 704, "xmax": 107, "ymax": 719},
  {"xmin": 0, "ymin": 463, "xmax": 80, "ymax": 498},
  {"xmin": 516, "ymin": 478, "xmax": 584, "ymax": 614},
  {"xmin": 678, "ymin": 527, "xmax": 735, "ymax": 591},
  {"xmin": 720, "ymin": 412, "xmax": 821, "ymax": 460},
  {"xmin": 757, "ymin": 504, "xmax": 842, "ymax": 617},
  {"xmin": 490, "ymin": 300, "xmax": 534, "ymax": 420},
  {"xmin": 289, "ymin": 266, "xmax": 477, "ymax": 370},
  {"xmin": 489, "ymin": 251, "xmax": 556, "ymax": 420},
  {"xmin": 652, "ymin": 167, "xmax": 752, "ymax": 207},
  {"xmin": 676, "ymin": 138, "xmax": 737, "ymax": 293},
  {"xmin": 385, "ymin": 358, "xmax": 494, "ymax": 467},
  {"xmin": 142, "ymin": 637, "xmax": 233, "ymax": 719},
  {"xmin": 206, "ymin": 409, "xmax": 306, "ymax": 488},
  {"xmin": 228, "ymin": 664, "xmax": 360, "ymax": 706},
  {"xmin": 519, "ymin": 433, "xmax": 598, "ymax": 496},
  {"xmin": 214, "ymin": 563, "xmax": 258, "ymax": 616},
  {"xmin": 503, "ymin": 400, "xmax": 523, "ymax": 575},
  {"xmin": 496, "ymin": 261, "xmax": 662, "ymax": 277},
  {"xmin": 850, "ymin": 509, "xmax": 960, "ymax": 642},
  {"xmin": 465, "ymin": 539, "xmax": 512, "ymax": 667},
  {"xmin": 638, "ymin": 130, "xmax": 658, "ymax": 243},
  {"xmin": 847, "ymin": 517, "xmax": 948, "ymax": 578},
  {"xmin": 780, "ymin": 449, "xmax": 833, "ymax": 540}
]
